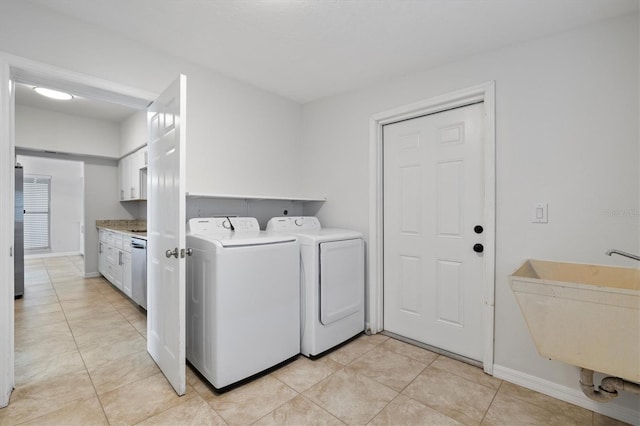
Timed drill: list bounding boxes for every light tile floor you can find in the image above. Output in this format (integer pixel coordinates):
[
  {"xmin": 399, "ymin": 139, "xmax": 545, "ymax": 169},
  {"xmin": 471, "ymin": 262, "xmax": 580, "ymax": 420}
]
[{"xmin": 0, "ymin": 255, "xmax": 630, "ymax": 425}]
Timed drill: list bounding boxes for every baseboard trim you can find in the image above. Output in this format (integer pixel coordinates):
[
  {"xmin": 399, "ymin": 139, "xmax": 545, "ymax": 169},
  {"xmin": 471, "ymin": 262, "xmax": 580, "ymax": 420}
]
[
  {"xmin": 493, "ymin": 365, "xmax": 639, "ymax": 425},
  {"xmin": 25, "ymin": 251, "xmax": 82, "ymax": 259},
  {"xmin": 83, "ymin": 272, "xmax": 101, "ymax": 278}
]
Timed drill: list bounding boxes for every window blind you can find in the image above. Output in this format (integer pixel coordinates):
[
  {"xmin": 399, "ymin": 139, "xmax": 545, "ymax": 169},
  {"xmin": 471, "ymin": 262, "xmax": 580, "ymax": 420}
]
[{"xmin": 23, "ymin": 175, "xmax": 51, "ymax": 251}]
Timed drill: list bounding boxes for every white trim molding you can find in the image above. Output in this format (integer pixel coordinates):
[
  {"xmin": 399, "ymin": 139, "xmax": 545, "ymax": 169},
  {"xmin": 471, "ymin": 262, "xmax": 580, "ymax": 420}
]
[
  {"xmin": 84, "ymin": 272, "xmax": 102, "ymax": 279},
  {"xmin": 493, "ymin": 365, "xmax": 640, "ymax": 425},
  {"xmin": 0, "ymin": 60, "xmax": 15, "ymax": 408},
  {"xmin": 367, "ymin": 81, "xmax": 496, "ymax": 374},
  {"xmin": 25, "ymin": 251, "xmax": 83, "ymax": 259},
  {"xmin": 0, "ymin": 52, "xmax": 156, "ymax": 109}
]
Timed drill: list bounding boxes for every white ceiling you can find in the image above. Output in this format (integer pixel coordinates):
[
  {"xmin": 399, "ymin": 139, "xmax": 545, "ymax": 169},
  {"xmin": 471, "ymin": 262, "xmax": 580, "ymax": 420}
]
[
  {"xmin": 25, "ymin": 0, "xmax": 640, "ymax": 104},
  {"xmin": 15, "ymin": 83, "xmax": 139, "ymax": 123}
]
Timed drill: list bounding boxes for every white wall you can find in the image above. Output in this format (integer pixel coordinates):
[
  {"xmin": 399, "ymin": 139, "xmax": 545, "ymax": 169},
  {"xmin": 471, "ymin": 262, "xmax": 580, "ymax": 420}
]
[
  {"xmin": 17, "ymin": 155, "xmax": 84, "ymax": 255},
  {"xmin": 1, "ymin": 0, "xmax": 306, "ymax": 271},
  {"xmin": 119, "ymin": 110, "xmax": 146, "ymax": 157},
  {"xmin": 0, "ymin": 0, "xmax": 305, "ymax": 198},
  {"xmin": 14, "ymin": 103, "xmax": 135, "ymax": 272},
  {"xmin": 15, "ymin": 105, "xmax": 120, "ymax": 158},
  {"xmin": 84, "ymin": 160, "xmax": 135, "ymax": 275},
  {"xmin": 185, "ymin": 72, "xmax": 303, "ymax": 197},
  {"xmin": 301, "ymin": 13, "xmax": 639, "ymax": 419}
]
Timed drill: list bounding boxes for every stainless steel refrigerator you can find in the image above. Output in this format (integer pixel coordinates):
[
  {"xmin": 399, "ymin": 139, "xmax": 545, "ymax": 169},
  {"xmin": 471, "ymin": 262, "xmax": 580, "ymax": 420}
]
[{"xmin": 15, "ymin": 164, "xmax": 24, "ymax": 298}]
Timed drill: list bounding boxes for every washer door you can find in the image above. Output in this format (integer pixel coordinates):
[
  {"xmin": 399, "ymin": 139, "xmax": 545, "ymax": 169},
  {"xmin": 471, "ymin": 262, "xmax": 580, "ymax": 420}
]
[{"xmin": 319, "ymin": 238, "xmax": 364, "ymax": 325}]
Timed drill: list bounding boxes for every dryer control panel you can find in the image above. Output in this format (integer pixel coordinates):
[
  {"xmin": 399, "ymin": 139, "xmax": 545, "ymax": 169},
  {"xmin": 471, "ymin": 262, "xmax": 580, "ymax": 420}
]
[{"xmin": 266, "ymin": 216, "xmax": 321, "ymax": 231}]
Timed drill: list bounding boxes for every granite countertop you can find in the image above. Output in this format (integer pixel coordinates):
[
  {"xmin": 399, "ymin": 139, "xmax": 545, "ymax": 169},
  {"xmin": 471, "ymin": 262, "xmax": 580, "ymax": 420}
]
[{"xmin": 96, "ymin": 220, "xmax": 147, "ymax": 239}]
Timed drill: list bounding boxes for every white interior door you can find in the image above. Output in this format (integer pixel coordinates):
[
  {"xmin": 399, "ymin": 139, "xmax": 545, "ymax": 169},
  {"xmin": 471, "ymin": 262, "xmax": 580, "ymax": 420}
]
[
  {"xmin": 147, "ymin": 75, "xmax": 187, "ymax": 395},
  {"xmin": 0, "ymin": 60, "xmax": 15, "ymax": 408},
  {"xmin": 383, "ymin": 103, "xmax": 485, "ymax": 362}
]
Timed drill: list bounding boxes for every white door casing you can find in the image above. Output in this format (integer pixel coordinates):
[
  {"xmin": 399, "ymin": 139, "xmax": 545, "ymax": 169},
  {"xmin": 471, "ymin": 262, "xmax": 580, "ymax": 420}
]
[
  {"xmin": 0, "ymin": 60, "xmax": 15, "ymax": 408},
  {"xmin": 147, "ymin": 75, "xmax": 187, "ymax": 396},
  {"xmin": 368, "ymin": 82, "xmax": 495, "ymax": 373},
  {"xmin": 383, "ymin": 103, "xmax": 485, "ymax": 362}
]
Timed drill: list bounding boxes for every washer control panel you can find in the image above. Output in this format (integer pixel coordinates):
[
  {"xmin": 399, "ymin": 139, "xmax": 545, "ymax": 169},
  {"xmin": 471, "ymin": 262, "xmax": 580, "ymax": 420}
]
[
  {"xmin": 187, "ymin": 217, "xmax": 260, "ymax": 234},
  {"xmin": 266, "ymin": 216, "xmax": 321, "ymax": 231}
]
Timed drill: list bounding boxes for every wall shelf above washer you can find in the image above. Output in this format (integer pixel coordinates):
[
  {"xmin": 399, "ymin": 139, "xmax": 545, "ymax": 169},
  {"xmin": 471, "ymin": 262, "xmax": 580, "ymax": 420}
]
[{"xmin": 185, "ymin": 192, "xmax": 327, "ymax": 202}]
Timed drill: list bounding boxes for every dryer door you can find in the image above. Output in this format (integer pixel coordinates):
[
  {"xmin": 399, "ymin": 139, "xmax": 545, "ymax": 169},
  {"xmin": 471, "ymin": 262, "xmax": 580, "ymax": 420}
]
[{"xmin": 319, "ymin": 238, "xmax": 364, "ymax": 325}]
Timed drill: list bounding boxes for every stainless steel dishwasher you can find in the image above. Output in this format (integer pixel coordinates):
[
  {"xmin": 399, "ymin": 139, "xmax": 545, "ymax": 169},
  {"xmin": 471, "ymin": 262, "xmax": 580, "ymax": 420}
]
[{"xmin": 131, "ymin": 237, "xmax": 147, "ymax": 310}]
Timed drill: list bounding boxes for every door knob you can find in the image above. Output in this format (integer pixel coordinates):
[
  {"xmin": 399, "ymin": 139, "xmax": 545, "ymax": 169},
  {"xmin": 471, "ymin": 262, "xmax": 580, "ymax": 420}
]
[
  {"xmin": 473, "ymin": 243, "xmax": 484, "ymax": 253},
  {"xmin": 474, "ymin": 225, "xmax": 484, "ymax": 234},
  {"xmin": 165, "ymin": 248, "xmax": 179, "ymax": 258}
]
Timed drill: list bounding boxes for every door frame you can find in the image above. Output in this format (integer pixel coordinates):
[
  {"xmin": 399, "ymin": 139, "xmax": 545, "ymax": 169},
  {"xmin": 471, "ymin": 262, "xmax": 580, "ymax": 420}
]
[
  {"xmin": 0, "ymin": 59, "xmax": 15, "ymax": 408},
  {"xmin": 0, "ymin": 52, "xmax": 156, "ymax": 407},
  {"xmin": 368, "ymin": 81, "xmax": 496, "ymax": 374}
]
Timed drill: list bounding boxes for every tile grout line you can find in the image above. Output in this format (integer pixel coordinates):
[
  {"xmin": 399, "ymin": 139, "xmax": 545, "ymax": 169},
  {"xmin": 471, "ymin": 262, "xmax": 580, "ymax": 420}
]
[
  {"xmin": 370, "ymin": 353, "xmax": 451, "ymax": 425},
  {"xmin": 314, "ymin": 336, "xmax": 401, "ymax": 425},
  {"xmin": 186, "ymin": 376, "xmax": 231, "ymax": 426},
  {"xmin": 357, "ymin": 338, "xmax": 442, "ymax": 424},
  {"xmin": 479, "ymin": 377, "xmax": 504, "ymax": 425},
  {"xmin": 299, "ymin": 393, "xmax": 349, "ymax": 425},
  {"xmin": 359, "ymin": 354, "xmax": 433, "ymax": 424},
  {"xmin": 89, "ymin": 274, "xmax": 187, "ymax": 425},
  {"xmin": 46, "ymin": 256, "xmax": 114, "ymax": 425},
  {"xmin": 266, "ymin": 371, "xmax": 347, "ymax": 425}
]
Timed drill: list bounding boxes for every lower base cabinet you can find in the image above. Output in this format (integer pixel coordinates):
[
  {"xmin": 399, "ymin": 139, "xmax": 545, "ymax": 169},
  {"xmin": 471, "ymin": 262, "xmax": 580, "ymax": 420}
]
[
  {"xmin": 98, "ymin": 230, "xmax": 135, "ymax": 300},
  {"xmin": 122, "ymin": 251, "xmax": 132, "ymax": 297}
]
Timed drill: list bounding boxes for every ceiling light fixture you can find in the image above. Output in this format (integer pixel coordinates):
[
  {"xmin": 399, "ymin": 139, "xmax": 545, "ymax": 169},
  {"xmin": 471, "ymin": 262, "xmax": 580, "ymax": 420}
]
[{"xmin": 33, "ymin": 87, "xmax": 73, "ymax": 100}]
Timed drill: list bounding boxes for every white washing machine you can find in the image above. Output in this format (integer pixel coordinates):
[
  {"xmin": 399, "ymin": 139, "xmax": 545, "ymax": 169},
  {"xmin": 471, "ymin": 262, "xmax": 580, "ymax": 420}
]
[
  {"xmin": 266, "ymin": 216, "xmax": 364, "ymax": 357},
  {"xmin": 186, "ymin": 217, "xmax": 300, "ymax": 390}
]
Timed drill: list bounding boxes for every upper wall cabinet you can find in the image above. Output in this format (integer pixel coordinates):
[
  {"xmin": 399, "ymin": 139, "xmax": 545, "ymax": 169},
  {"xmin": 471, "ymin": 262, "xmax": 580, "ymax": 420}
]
[{"xmin": 119, "ymin": 146, "xmax": 148, "ymax": 201}]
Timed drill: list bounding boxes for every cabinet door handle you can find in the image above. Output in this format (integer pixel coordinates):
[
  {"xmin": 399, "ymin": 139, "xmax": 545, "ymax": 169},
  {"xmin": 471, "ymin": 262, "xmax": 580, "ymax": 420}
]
[
  {"xmin": 119, "ymin": 251, "xmax": 123, "ymax": 265},
  {"xmin": 99, "ymin": 243, "xmax": 102, "ymax": 254}
]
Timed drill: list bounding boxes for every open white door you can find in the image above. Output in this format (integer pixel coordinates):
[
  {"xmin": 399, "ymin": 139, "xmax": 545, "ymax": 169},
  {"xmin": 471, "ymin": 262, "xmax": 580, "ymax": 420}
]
[
  {"xmin": 0, "ymin": 60, "xmax": 15, "ymax": 407},
  {"xmin": 147, "ymin": 75, "xmax": 187, "ymax": 395}
]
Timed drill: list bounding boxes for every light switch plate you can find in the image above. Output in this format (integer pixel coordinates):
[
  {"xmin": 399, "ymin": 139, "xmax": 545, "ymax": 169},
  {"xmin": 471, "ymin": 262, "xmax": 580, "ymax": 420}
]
[{"xmin": 532, "ymin": 202, "xmax": 548, "ymax": 223}]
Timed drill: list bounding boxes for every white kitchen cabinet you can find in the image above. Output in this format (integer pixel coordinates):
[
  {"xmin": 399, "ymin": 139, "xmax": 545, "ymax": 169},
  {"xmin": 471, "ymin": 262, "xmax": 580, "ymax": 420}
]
[
  {"xmin": 98, "ymin": 230, "xmax": 107, "ymax": 276},
  {"xmin": 105, "ymin": 243, "xmax": 117, "ymax": 266},
  {"xmin": 113, "ymin": 249, "xmax": 124, "ymax": 291},
  {"xmin": 119, "ymin": 154, "xmax": 131, "ymax": 201},
  {"xmin": 98, "ymin": 230, "xmax": 141, "ymax": 303},
  {"xmin": 119, "ymin": 146, "xmax": 147, "ymax": 201},
  {"xmin": 122, "ymin": 237, "xmax": 133, "ymax": 298},
  {"xmin": 100, "ymin": 230, "xmax": 125, "ymax": 291},
  {"xmin": 122, "ymin": 251, "xmax": 132, "ymax": 297}
]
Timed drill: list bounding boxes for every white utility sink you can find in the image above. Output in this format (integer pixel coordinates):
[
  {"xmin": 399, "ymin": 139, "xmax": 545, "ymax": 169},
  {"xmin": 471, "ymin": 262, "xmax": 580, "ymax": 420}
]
[{"xmin": 510, "ymin": 259, "xmax": 640, "ymax": 382}]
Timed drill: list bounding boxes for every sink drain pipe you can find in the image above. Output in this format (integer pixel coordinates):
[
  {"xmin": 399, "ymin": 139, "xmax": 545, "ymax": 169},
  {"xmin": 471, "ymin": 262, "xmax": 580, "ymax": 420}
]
[{"xmin": 580, "ymin": 368, "xmax": 640, "ymax": 402}]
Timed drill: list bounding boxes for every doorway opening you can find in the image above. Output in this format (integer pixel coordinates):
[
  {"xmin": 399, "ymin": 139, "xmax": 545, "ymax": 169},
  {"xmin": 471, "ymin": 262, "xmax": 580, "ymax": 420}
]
[
  {"xmin": 18, "ymin": 155, "xmax": 84, "ymax": 259},
  {"xmin": 1, "ymin": 55, "xmax": 156, "ymax": 409}
]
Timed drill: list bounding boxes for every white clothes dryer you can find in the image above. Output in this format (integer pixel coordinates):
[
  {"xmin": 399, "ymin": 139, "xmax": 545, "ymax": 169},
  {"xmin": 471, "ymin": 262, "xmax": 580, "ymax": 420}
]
[
  {"xmin": 266, "ymin": 216, "xmax": 364, "ymax": 357},
  {"xmin": 186, "ymin": 217, "xmax": 300, "ymax": 390}
]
